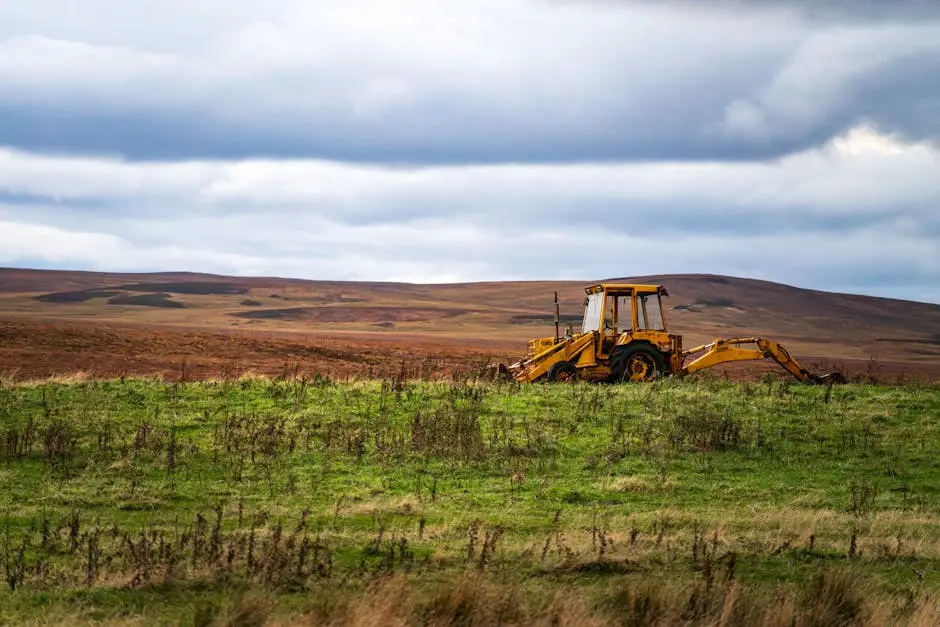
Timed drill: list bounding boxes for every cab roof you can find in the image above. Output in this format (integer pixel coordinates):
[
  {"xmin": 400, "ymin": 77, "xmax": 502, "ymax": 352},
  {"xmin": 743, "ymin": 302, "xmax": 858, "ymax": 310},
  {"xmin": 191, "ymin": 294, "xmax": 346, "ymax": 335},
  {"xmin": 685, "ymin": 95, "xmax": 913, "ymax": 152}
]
[{"xmin": 585, "ymin": 283, "xmax": 667, "ymax": 295}]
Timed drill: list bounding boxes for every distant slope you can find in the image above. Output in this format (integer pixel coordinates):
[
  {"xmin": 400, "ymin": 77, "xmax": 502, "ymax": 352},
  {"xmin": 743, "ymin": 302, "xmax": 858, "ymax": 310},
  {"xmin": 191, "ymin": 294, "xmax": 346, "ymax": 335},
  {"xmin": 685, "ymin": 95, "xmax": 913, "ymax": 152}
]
[
  {"xmin": 610, "ymin": 273, "xmax": 940, "ymax": 343},
  {"xmin": 1, "ymin": 267, "xmax": 938, "ymax": 365},
  {"xmin": 0, "ymin": 268, "xmax": 237, "ymax": 293}
]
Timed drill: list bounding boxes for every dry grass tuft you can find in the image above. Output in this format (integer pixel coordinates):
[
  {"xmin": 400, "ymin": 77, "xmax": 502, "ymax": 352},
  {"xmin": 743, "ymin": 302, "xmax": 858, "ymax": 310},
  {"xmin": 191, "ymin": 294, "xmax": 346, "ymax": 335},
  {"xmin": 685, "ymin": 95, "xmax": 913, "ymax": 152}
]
[
  {"xmin": 420, "ymin": 575, "xmax": 524, "ymax": 626},
  {"xmin": 330, "ymin": 575, "xmax": 414, "ymax": 627},
  {"xmin": 44, "ymin": 371, "xmax": 93, "ymax": 384},
  {"xmin": 208, "ymin": 589, "xmax": 273, "ymax": 627},
  {"xmin": 606, "ymin": 475, "xmax": 654, "ymax": 493},
  {"xmin": 907, "ymin": 596, "xmax": 940, "ymax": 627},
  {"xmin": 802, "ymin": 568, "xmax": 868, "ymax": 626}
]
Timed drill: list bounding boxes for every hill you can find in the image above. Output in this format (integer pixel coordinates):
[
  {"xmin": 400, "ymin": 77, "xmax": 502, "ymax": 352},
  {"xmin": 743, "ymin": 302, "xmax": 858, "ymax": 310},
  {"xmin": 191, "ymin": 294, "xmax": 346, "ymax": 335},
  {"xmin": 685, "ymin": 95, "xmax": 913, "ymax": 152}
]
[{"xmin": 0, "ymin": 267, "xmax": 938, "ymax": 381}]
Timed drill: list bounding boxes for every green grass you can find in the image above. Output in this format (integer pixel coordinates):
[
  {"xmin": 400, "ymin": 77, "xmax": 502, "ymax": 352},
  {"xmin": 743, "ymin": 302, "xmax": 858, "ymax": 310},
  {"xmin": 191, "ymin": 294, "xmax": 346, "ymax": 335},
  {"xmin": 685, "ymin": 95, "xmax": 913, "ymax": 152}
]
[{"xmin": 0, "ymin": 374, "xmax": 938, "ymax": 624}]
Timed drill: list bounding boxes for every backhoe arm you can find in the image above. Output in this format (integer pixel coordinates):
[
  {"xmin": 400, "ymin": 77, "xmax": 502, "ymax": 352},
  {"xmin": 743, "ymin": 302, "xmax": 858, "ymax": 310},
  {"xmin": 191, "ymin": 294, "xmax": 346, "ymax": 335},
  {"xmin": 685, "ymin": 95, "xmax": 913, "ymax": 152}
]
[{"xmin": 680, "ymin": 337, "xmax": 842, "ymax": 384}]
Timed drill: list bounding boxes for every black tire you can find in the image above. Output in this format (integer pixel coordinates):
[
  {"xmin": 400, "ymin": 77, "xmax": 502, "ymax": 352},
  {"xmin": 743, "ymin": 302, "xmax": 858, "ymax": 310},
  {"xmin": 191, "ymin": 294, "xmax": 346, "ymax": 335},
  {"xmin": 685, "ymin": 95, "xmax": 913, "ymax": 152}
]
[
  {"xmin": 611, "ymin": 344, "xmax": 665, "ymax": 383},
  {"xmin": 547, "ymin": 361, "xmax": 579, "ymax": 383}
]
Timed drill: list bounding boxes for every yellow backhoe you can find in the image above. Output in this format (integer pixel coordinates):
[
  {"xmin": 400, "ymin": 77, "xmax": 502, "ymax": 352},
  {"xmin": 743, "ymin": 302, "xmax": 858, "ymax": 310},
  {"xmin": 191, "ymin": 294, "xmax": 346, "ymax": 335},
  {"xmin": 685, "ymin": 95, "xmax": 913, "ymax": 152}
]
[{"xmin": 494, "ymin": 282, "xmax": 843, "ymax": 384}]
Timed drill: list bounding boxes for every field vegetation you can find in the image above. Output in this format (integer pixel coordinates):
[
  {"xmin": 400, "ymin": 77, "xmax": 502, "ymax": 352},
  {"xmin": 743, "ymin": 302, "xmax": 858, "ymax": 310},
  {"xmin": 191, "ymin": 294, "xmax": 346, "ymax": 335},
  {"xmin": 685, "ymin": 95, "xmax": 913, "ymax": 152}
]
[{"xmin": 0, "ymin": 370, "xmax": 938, "ymax": 625}]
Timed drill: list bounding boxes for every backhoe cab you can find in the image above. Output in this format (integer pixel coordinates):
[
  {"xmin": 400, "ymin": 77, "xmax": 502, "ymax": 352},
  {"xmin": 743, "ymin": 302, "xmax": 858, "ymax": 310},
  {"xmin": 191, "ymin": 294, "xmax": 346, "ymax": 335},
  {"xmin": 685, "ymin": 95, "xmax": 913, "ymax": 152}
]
[{"xmin": 500, "ymin": 283, "xmax": 842, "ymax": 384}]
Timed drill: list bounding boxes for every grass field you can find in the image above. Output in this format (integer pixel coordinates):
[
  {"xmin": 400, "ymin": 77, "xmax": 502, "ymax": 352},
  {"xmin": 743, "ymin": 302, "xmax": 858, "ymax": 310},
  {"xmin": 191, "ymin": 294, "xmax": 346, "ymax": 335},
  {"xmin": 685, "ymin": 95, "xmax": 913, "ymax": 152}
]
[{"xmin": 0, "ymin": 373, "xmax": 938, "ymax": 625}]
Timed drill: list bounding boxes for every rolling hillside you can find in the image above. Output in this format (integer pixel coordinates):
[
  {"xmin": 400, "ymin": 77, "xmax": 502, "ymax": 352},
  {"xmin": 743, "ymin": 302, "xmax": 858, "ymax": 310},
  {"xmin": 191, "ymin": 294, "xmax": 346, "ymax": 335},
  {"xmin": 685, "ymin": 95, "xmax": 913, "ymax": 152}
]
[{"xmin": 0, "ymin": 267, "xmax": 938, "ymax": 380}]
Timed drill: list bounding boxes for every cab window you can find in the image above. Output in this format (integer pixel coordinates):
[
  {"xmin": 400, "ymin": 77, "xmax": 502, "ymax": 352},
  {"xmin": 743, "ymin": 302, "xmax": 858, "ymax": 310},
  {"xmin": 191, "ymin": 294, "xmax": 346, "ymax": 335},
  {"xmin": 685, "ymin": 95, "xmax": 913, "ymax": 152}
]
[
  {"xmin": 616, "ymin": 295, "xmax": 632, "ymax": 331},
  {"xmin": 581, "ymin": 292, "xmax": 604, "ymax": 333},
  {"xmin": 637, "ymin": 293, "xmax": 665, "ymax": 331}
]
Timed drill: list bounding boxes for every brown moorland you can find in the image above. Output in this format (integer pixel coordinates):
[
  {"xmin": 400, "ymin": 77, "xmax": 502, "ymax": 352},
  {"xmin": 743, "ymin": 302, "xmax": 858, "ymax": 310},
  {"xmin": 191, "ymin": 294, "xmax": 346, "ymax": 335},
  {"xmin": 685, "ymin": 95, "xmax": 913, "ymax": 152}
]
[{"xmin": 0, "ymin": 267, "xmax": 938, "ymax": 381}]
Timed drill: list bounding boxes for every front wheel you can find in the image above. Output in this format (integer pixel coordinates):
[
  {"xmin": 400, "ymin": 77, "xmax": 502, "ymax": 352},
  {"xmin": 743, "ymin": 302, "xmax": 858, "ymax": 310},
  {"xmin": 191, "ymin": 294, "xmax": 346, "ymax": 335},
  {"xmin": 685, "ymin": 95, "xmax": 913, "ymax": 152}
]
[
  {"xmin": 611, "ymin": 345, "xmax": 665, "ymax": 383},
  {"xmin": 547, "ymin": 360, "xmax": 579, "ymax": 383}
]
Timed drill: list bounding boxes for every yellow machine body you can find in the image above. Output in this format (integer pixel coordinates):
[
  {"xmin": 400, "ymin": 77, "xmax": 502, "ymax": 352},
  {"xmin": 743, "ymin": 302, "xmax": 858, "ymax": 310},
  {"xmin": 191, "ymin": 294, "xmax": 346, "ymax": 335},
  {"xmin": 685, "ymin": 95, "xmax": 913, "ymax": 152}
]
[{"xmin": 503, "ymin": 283, "xmax": 841, "ymax": 384}]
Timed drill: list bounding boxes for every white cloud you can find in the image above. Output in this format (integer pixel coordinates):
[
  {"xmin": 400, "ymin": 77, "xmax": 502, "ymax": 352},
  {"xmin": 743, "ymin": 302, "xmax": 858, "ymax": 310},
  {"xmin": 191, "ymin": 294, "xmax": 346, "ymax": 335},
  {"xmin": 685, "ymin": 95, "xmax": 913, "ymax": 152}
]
[
  {"xmin": 348, "ymin": 78, "xmax": 414, "ymax": 122},
  {"xmin": 0, "ymin": 0, "xmax": 889, "ymax": 160},
  {"xmin": 0, "ymin": 221, "xmax": 124, "ymax": 261},
  {"xmin": 0, "ymin": 1, "xmax": 938, "ymax": 302},
  {"xmin": 0, "ymin": 35, "xmax": 181, "ymax": 91},
  {"xmin": 1, "ymin": 125, "xmax": 936, "ymax": 222},
  {"xmin": 719, "ymin": 23, "xmax": 940, "ymax": 141},
  {"xmin": 0, "ymin": 125, "xmax": 937, "ymax": 302}
]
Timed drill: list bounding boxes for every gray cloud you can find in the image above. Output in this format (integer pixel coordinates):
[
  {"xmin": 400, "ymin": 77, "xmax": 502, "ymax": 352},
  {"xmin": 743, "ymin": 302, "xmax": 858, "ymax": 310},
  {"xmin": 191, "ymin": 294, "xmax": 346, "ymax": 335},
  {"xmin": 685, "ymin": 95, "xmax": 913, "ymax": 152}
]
[
  {"xmin": 1, "ymin": 126, "xmax": 937, "ymax": 302},
  {"xmin": 747, "ymin": 0, "xmax": 939, "ymax": 21},
  {"xmin": 0, "ymin": 1, "xmax": 938, "ymax": 162},
  {"xmin": 1, "ymin": 1, "xmax": 937, "ymax": 304},
  {"xmin": 605, "ymin": 0, "xmax": 940, "ymax": 22}
]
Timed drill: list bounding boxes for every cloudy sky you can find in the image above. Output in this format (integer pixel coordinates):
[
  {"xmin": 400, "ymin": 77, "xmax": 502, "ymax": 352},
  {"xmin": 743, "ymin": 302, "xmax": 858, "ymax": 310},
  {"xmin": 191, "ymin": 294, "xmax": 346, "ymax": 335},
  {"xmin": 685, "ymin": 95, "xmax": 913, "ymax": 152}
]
[{"xmin": 1, "ymin": 0, "xmax": 938, "ymax": 303}]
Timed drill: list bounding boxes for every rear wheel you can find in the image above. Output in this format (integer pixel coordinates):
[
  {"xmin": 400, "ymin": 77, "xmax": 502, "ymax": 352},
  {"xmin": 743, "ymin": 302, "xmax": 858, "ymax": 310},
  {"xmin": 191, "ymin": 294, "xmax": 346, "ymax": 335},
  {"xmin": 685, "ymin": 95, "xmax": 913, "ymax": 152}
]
[
  {"xmin": 547, "ymin": 361, "xmax": 579, "ymax": 383},
  {"xmin": 612, "ymin": 345, "xmax": 665, "ymax": 383}
]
